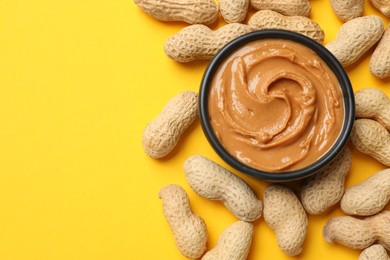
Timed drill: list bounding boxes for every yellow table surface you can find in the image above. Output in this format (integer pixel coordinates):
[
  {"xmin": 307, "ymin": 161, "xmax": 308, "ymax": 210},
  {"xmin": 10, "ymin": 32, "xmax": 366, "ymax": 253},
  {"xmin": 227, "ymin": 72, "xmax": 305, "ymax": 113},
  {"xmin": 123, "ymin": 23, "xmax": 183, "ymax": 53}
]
[{"xmin": 0, "ymin": 0, "xmax": 389, "ymax": 259}]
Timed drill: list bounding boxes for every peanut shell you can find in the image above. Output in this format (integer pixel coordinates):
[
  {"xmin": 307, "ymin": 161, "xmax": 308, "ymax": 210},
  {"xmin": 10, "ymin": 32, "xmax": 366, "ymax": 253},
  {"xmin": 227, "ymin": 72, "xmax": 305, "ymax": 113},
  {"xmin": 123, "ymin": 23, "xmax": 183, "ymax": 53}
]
[
  {"xmin": 330, "ymin": 0, "xmax": 364, "ymax": 22},
  {"xmin": 301, "ymin": 147, "xmax": 352, "ymax": 215},
  {"xmin": 134, "ymin": 0, "xmax": 218, "ymax": 24},
  {"xmin": 323, "ymin": 211, "xmax": 390, "ymax": 250},
  {"xmin": 351, "ymin": 119, "xmax": 390, "ymax": 167},
  {"xmin": 355, "ymin": 88, "xmax": 390, "ymax": 130},
  {"xmin": 248, "ymin": 10, "xmax": 324, "ymax": 44},
  {"xmin": 370, "ymin": 25, "xmax": 390, "ymax": 79},
  {"xmin": 369, "ymin": 0, "xmax": 390, "ymax": 17},
  {"xmin": 359, "ymin": 244, "xmax": 390, "ymax": 260},
  {"xmin": 341, "ymin": 168, "xmax": 390, "ymax": 216},
  {"xmin": 159, "ymin": 184, "xmax": 208, "ymax": 258},
  {"xmin": 142, "ymin": 91, "xmax": 198, "ymax": 158},
  {"xmin": 219, "ymin": 0, "xmax": 249, "ymax": 23},
  {"xmin": 202, "ymin": 221, "xmax": 253, "ymax": 260},
  {"xmin": 264, "ymin": 184, "xmax": 308, "ymax": 256},
  {"xmin": 164, "ymin": 23, "xmax": 253, "ymax": 63},
  {"xmin": 183, "ymin": 155, "xmax": 263, "ymax": 222},
  {"xmin": 250, "ymin": 0, "xmax": 311, "ymax": 17},
  {"xmin": 325, "ymin": 16, "xmax": 384, "ymax": 67}
]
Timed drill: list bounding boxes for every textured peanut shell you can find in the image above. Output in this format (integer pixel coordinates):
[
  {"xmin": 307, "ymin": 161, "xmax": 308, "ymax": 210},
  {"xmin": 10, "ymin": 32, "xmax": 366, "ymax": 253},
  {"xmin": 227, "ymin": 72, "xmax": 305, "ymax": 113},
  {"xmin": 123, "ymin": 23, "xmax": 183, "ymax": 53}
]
[
  {"xmin": 202, "ymin": 221, "xmax": 253, "ymax": 260},
  {"xmin": 341, "ymin": 168, "xmax": 390, "ymax": 216},
  {"xmin": 325, "ymin": 16, "xmax": 384, "ymax": 67},
  {"xmin": 183, "ymin": 155, "xmax": 263, "ymax": 222},
  {"xmin": 369, "ymin": 0, "xmax": 390, "ymax": 17},
  {"xmin": 133, "ymin": 0, "xmax": 218, "ymax": 24},
  {"xmin": 219, "ymin": 0, "xmax": 249, "ymax": 23},
  {"xmin": 355, "ymin": 88, "xmax": 390, "ymax": 130},
  {"xmin": 323, "ymin": 211, "xmax": 390, "ymax": 250},
  {"xmin": 301, "ymin": 147, "xmax": 352, "ymax": 215},
  {"xmin": 250, "ymin": 0, "xmax": 311, "ymax": 16},
  {"xmin": 370, "ymin": 26, "xmax": 390, "ymax": 79},
  {"xmin": 351, "ymin": 119, "xmax": 390, "ymax": 167},
  {"xmin": 159, "ymin": 184, "xmax": 208, "ymax": 259},
  {"xmin": 248, "ymin": 10, "xmax": 324, "ymax": 44},
  {"xmin": 164, "ymin": 23, "xmax": 253, "ymax": 63},
  {"xmin": 142, "ymin": 91, "xmax": 198, "ymax": 158},
  {"xmin": 359, "ymin": 244, "xmax": 390, "ymax": 260},
  {"xmin": 264, "ymin": 184, "xmax": 308, "ymax": 256},
  {"xmin": 330, "ymin": 0, "xmax": 364, "ymax": 22}
]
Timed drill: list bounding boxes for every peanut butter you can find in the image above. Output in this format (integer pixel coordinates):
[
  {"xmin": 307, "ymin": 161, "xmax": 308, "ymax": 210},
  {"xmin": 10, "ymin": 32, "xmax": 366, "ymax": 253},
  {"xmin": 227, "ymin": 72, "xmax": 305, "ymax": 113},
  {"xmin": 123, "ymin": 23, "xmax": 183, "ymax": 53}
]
[{"xmin": 208, "ymin": 39, "xmax": 344, "ymax": 172}]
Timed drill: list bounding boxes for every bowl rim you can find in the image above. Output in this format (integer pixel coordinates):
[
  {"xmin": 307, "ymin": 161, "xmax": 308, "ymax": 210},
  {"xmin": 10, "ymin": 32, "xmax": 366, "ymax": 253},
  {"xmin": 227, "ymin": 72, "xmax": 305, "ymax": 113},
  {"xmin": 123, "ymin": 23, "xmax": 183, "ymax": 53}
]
[{"xmin": 199, "ymin": 29, "xmax": 355, "ymax": 182}]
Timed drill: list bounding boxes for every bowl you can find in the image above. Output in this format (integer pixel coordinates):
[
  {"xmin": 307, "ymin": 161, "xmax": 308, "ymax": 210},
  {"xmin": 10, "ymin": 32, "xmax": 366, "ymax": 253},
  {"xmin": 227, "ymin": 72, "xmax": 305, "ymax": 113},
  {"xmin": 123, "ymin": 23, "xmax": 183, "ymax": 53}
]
[{"xmin": 199, "ymin": 30, "xmax": 355, "ymax": 182}]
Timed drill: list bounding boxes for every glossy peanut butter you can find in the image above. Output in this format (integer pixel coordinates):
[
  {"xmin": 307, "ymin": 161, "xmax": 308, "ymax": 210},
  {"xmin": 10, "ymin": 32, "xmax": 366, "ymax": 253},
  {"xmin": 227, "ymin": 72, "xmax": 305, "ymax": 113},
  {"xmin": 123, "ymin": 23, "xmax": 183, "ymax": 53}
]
[{"xmin": 208, "ymin": 39, "xmax": 344, "ymax": 172}]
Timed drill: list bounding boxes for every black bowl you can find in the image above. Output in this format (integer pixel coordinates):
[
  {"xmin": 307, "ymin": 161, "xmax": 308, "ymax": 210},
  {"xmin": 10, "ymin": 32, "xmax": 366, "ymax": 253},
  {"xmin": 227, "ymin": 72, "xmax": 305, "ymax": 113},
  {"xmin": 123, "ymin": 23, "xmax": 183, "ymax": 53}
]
[{"xmin": 199, "ymin": 30, "xmax": 355, "ymax": 182}]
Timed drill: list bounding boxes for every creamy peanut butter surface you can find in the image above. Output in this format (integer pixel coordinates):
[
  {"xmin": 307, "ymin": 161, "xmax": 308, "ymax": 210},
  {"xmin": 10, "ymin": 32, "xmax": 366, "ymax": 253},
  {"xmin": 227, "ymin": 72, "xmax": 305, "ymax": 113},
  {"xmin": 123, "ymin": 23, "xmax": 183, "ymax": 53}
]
[{"xmin": 208, "ymin": 39, "xmax": 344, "ymax": 172}]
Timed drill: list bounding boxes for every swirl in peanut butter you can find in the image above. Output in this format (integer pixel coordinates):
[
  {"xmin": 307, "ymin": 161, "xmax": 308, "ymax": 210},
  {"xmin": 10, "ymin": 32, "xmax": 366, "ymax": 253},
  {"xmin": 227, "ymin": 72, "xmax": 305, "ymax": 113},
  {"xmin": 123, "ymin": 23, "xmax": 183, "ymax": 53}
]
[{"xmin": 208, "ymin": 39, "xmax": 344, "ymax": 172}]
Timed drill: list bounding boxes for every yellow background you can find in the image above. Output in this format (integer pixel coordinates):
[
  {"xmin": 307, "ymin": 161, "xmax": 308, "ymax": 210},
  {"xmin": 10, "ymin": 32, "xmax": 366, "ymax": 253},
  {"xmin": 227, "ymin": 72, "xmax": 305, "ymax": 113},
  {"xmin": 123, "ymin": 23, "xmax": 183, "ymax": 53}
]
[{"xmin": 0, "ymin": 0, "xmax": 389, "ymax": 259}]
